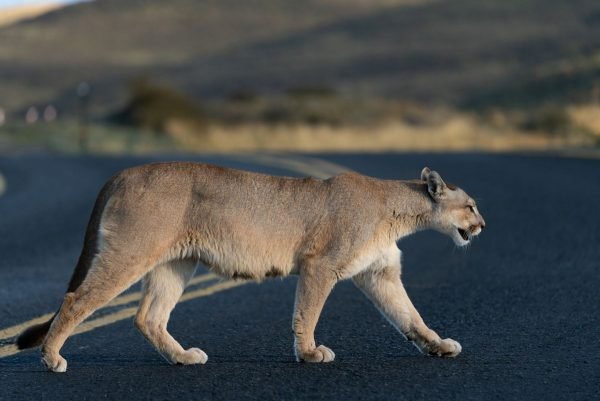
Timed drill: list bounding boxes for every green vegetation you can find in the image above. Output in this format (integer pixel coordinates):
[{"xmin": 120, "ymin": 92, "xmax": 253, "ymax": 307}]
[
  {"xmin": 110, "ymin": 80, "xmax": 417, "ymax": 129},
  {"xmin": 111, "ymin": 80, "xmax": 205, "ymax": 132},
  {"xmin": 520, "ymin": 106, "xmax": 573, "ymax": 136},
  {"xmin": 0, "ymin": 120, "xmax": 179, "ymax": 154}
]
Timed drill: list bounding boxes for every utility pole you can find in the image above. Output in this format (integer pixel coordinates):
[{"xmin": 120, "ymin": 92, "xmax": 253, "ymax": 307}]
[{"xmin": 77, "ymin": 81, "xmax": 91, "ymax": 153}]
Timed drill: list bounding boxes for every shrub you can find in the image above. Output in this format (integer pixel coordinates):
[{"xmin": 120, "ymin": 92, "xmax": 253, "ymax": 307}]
[
  {"xmin": 286, "ymin": 85, "xmax": 336, "ymax": 98},
  {"xmin": 521, "ymin": 105, "xmax": 572, "ymax": 135},
  {"xmin": 111, "ymin": 79, "xmax": 203, "ymax": 132}
]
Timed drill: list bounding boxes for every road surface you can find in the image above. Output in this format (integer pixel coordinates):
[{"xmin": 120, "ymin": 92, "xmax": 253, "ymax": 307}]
[{"xmin": 0, "ymin": 152, "xmax": 598, "ymax": 400}]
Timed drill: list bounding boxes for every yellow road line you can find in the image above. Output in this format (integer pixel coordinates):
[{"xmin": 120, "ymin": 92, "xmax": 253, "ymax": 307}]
[
  {"xmin": 0, "ymin": 344, "xmax": 18, "ymax": 358},
  {"xmin": 0, "ymin": 313, "xmax": 54, "ymax": 343},
  {"xmin": 106, "ymin": 272, "xmax": 218, "ymax": 309},
  {"xmin": 0, "ymin": 155, "xmax": 351, "ymax": 360},
  {"xmin": 0, "ymin": 273, "xmax": 218, "ymax": 342},
  {"xmin": 179, "ymin": 279, "xmax": 244, "ymax": 302},
  {"xmin": 0, "ymin": 279, "xmax": 244, "ymax": 358},
  {"xmin": 74, "ymin": 279, "xmax": 242, "ymax": 336}
]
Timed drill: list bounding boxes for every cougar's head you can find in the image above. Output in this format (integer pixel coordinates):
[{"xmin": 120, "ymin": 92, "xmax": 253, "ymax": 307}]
[{"xmin": 421, "ymin": 167, "xmax": 486, "ymax": 247}]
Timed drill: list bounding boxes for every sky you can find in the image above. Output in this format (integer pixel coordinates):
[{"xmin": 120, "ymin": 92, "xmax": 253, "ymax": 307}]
[{"xmin": 0, "ymin": 0, "xmax": 85, "ymax": 9}]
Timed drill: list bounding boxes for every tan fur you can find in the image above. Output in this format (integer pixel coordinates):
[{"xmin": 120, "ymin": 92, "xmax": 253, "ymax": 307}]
[{"xmin": 25, "ymin": 163, "xmax": 485, "ymax": 372}]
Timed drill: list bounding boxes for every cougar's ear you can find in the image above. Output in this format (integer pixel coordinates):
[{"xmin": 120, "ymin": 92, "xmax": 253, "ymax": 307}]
[
  {"xmin": 424, "ymin": 169, "xmax": 446, "ymax": 201},
  {"xmin": 420, "ymin": 167, "xmax": 431, "ymax": 181}
]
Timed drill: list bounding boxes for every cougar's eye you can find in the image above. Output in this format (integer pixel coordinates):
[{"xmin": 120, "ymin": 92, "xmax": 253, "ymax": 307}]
[{"xmin": 467, "ymin": 205, "xmax": 475, "ymax": 213}]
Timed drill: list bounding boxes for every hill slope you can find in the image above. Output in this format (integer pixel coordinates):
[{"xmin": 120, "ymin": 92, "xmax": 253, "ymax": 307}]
[{"xmin": 0, "ymin": 0, "xmax": 599, "ymax": 115}]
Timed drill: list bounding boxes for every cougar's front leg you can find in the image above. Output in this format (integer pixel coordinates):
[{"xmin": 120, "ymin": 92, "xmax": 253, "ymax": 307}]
[
  {"xmin": 353, "ymin": 264, "xmax": 461, "ymax": 358},
  {"xmin": 292, "ymin": 266, "xmax": 337, "ymax": 363}
]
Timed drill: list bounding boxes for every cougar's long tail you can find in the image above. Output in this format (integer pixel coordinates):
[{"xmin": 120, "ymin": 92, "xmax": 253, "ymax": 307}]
[{"xmin": 16, "ymin": 176, "xmax": 118, "ymax": 350}]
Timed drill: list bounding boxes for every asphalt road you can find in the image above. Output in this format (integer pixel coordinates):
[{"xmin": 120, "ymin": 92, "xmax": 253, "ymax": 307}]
[{"xmin": 0, "ymin": 152, "xmax": 599, "ymax": 401}]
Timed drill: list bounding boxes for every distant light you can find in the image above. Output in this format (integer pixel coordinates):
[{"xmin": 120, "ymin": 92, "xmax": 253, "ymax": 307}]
[
  {"xmin": 25, "ymin": 106, "xmax": 39, "ymax": 124},
  {"xmin": 44, "ymin": 105, "xmax": 57, "ymax": 122},
  {"xmin": 0, "ymin": 108, "xmax": 4, "ymax": 126}
]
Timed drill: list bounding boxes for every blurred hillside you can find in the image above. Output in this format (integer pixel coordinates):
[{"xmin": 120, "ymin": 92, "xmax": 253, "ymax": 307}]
[
  {"xmin": 1, "ymin": 0, "xmax": 600, "ymax": 153},
  {"xmin": 1, "ymin": 0, "xmax": 599, "ymax": 116}
]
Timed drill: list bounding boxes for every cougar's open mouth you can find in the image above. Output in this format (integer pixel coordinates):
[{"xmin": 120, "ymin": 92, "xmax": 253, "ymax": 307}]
[{"xmin": 457, "ymin": 228, "xmax": 470, "ymax": 241}]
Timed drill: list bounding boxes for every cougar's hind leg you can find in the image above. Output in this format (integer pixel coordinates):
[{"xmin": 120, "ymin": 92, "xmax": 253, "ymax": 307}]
[
  {"xmin": 135, "ymin": 259, "xmax": 207, "ymax": 365},
  {"xmin": 41, "ymin": 253, "xmax": 155, "ymax": 372}
]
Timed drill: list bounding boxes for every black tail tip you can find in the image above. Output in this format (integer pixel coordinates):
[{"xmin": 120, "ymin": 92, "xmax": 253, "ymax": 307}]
[{"xmin": 15, "ymin": 321, "xmax": 52, "ymax": 350}]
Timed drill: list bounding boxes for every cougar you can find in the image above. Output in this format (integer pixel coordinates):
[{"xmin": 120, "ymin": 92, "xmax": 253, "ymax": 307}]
[{"xmin": 16, "ymin": 163, "xmax": 485, "ymax": 372}]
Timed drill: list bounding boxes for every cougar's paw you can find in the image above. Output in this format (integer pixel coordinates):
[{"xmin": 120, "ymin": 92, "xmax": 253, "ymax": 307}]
[
  {"xmin": 175, "ymin": 347, "xmax": 208, "ymax": 365},
  {"xmin": 428, "ymin": 338, "xmax": 462, "ymax": 358},
  {"xmin": 42, "ymin": 352, "xmax": 68, "ymax": 373},
  {"xmin": 298, "ymin": 345, "xmax": 336, "ymax": 363}
]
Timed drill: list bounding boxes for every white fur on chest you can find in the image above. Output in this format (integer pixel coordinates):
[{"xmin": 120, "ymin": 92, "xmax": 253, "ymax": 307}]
[{"xmin": 341, "ymin": 243, "xmax": 402, "ymax": 279}]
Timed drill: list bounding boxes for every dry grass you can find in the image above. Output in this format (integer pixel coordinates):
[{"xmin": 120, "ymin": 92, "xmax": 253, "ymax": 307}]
[
  {"xmin": 568, "ymin": 105, "xmax": 600, "ymax": 137},
  {"xmin": 2, "ymin": 105, "xmax": 596, "ymax": 155},
  {"xmin": 166, "ymin": 116, "xmax": 595, "ymax": 153}
]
